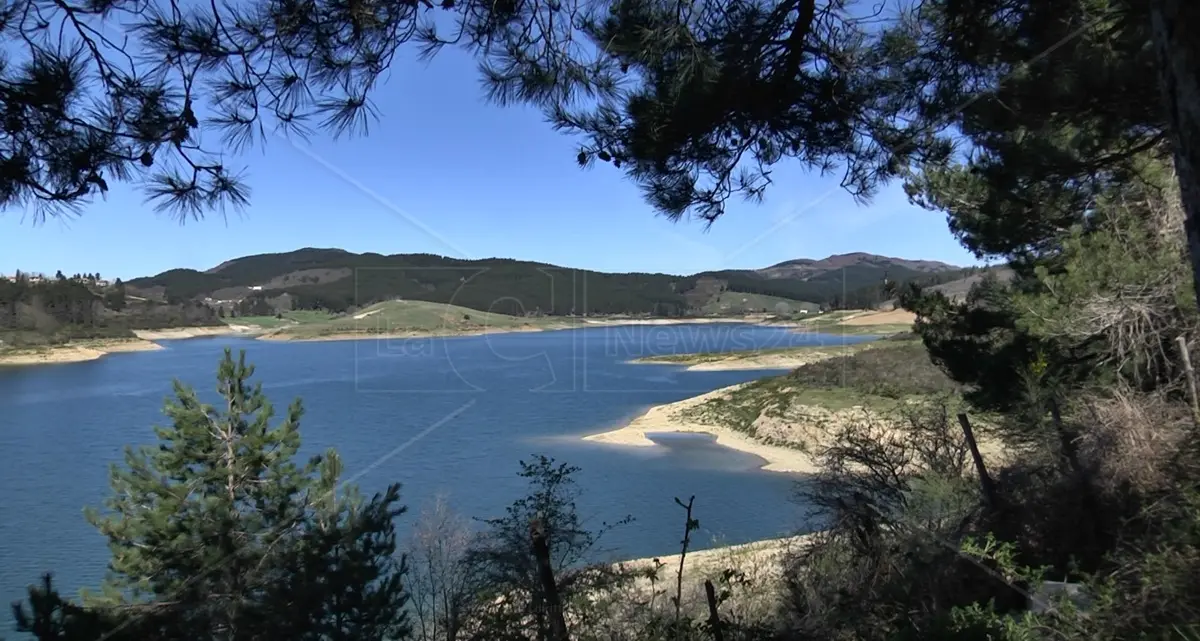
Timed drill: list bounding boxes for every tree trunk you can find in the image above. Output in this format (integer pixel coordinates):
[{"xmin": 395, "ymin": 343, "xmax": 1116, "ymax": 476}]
[
  {"xmin": 530, "ymin": 518, "xmax": 568, "ymax": 641},
  {"xmin": 1151, "ymin": 0, "xmax": 1200, "ymax": 311},
  {"xmin": 956, "ymin": 413, "xmax": 999, "ymax": 511},
  {"xmin": 1177, "ymin": 335, "xmax": 1200, "ymax": 428},
  {"xmin": 704, "ymin": 580, "xmax": 725, "ymax": 641}
]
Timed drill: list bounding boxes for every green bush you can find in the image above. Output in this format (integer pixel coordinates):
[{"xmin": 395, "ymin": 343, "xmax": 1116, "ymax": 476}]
[{"xmin": 786, "ymin": 341, "xmax": 959, "ymax": 399}]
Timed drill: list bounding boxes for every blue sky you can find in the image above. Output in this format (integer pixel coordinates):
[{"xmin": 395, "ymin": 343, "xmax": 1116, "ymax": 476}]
[{"xmin": 0, "ymin": 45, "xmax": 979, "ymax": 280}]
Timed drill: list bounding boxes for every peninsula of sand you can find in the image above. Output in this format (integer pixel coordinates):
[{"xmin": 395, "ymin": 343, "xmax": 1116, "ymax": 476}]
[
  {"xmin": 0, "ymin": 338, "xmax": 165, "ymax": 366},
  {"xmin": 588, "ymin": 328, "xmax": 1007, "ymax": 477},
  {"xmin": 628, "ymin": 343, "xmax": 873, "ymax": 372},
  {"xmin": 584, "ymin": 383, "xmax": 823, "ymax": 473},
  {"xmin": 0, "ymin": 325, "xmax": 264, "ymax": 367},
  {"xmin": 586, "ymin": 381, "xmax": 1006, "ymax": 479},
  {"xmin": 131, "ymin": 325, "xmax": 259, "ymax": 340}
]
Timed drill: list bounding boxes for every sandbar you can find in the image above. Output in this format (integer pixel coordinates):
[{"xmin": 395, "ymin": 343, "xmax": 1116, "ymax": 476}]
[
  {"xmin": 0, "ymin": 339, "xmax": 164, "ymax": 366},
  {"xmin": 631, "ymin": 347, "xmax": 860, "ymax": 371},
  {"xmin": 583, "ymin": 384, "xmax": 821, "ymax": 475},
  {"xmin": 132, "ymin": 326, "xmax": 257, "ymax": 340},
  {"xmin": 257, "ymin": 325, "xmax": 555, "ymax": 342}
]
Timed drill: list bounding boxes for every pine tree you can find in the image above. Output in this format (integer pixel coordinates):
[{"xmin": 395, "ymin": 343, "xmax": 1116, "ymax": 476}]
[
  {"xmin": 82, "ymin": 350, "xmax": 411, "ymax": 641},
  {"xmin": 463, "ymin": 456, "xmax": 633, "ymax": 641},
  {"xmin": 105, "ymin": 279, "xmax": 127, "ymax": 311},
  {"xmin": 266, "ymin": 472, "xmax": 412, "ymax": 641}
]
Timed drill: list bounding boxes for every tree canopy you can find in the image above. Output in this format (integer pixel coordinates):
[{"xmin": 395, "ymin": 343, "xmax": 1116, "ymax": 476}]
[
  {"xmin": 34, "ymin": 349, "xmax": 413, "ymax": 641},
  {"xmin": 3, "ymin": 0, "xmax": 899, "ymax": 222},
  {"xmin": 887, "ymin": 0, "xmax": 1167, "ymax": 260},
  {"xmin": 6, "ymin": 0, "xmax": 1197, "ymax": 258}
]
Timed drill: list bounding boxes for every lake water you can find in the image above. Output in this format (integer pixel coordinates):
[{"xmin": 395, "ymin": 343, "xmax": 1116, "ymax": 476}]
[{"xmin": 0, "ymin": 323, "xmax": 871, "ymax": 609}]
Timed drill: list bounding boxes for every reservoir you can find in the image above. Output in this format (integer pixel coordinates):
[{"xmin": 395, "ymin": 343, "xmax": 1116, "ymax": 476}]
[{"xmin": 0, "ymin": 323, "xmax": 869, "ymax": 607}]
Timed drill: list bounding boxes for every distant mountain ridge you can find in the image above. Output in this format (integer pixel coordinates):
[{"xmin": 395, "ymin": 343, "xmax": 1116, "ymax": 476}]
[
  {"xmin": 758, "ymin": 253, "xmax": 961, "ymax": 280},
  {"xmin": 127, "ymin": 249, "xmax": 972, "ymax": 317}
]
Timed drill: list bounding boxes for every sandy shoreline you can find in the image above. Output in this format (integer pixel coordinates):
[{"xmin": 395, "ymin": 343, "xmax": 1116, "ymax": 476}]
[
  {"xmin": 588, "ymin": 371, "xmax": 1009, "ymax": 479},
  {"xmin": 0, "ymin": 324, "xmax": 262, "ymax": 367},
  {"xmin": 630, "ymin": 346, "xmax": 864, "ymax": 372},
  {"xmin": 615, "ymin": 534, "xmax": 811, "ymax": 603},
  {"xmin": 682, "ymin": 352, "xmax": 845, "ymax": 371},
  {"xmin": 580, "ymin": 318, "xmax": 750, "ymax": 326},
  {"xmin": 257, "ymin": 325, "xmax": 558, "ymax": 342},
  {"xmin": 616, "ymin": 533, "xmax": 813, "ymax": 581},
  {"xmin": 583, "ymin": 384, "xmax": 821, "ymax": 474},
  {"xmin": 0, "ymin": 339, "xmax": 164, "ymax": 366},
  {"xmin": 132, "ymin": 326, "xmax": 257, "ymax": 340},
  {"xmin": 837, "ymin": 309, "xmax": 917, "ymax": 326},
  {"xmin": 256, "ymin": 317, "xmax": 756, "ymax": 343}
]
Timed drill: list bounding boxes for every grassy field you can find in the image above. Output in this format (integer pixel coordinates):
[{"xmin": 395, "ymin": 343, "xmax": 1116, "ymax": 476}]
[
  {"xmin": 792, "ymin": 323, "xmax": 914, "ymax": 336},
  {"xmin": 0, "ymin": 326, "xmax": 137, "ymax": 348},
  {"xmin": 786, "ymin": 309, "xmax": 915, "ymax": 336},
  {"xmin": 228, "ymin": 309, "xmax": 340, "ymax": 329},
  {"xmin": 0, "ymin": 335, "xmax": 142, "ymax": 353},
  {"xmin": 261, "ymin": 300, "xmax": 578, "ymax": 340},
  {"xmin": 697, "ymin": 291, "xmax": 820, "ymax": 315},
  {"xmin": 632, "ymin": 340, "xmax": 882, "ymax": 365},
  {"xmin": 0, "ymin": 336, "xmax": 163, "ymax": 366},
  {"xmin": 676, "ymin": 339, "xmax": 959, "ymax": 440}
]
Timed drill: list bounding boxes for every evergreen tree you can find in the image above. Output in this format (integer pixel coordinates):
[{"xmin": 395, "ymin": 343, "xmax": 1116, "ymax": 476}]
[
  {"xmin": 105, "ymin": 279, "xmax": 127, "ymax": 311},
  {"xmin": 1149, "ymin": 0, "xmax": 1200, "ymax": 302},
  {"xmin": 882, "ymin": 0, "xmax": 1162, "ymax": 261},
  {"xmin": 463, "ymin": 456, "xmax": 633, "ymax": 641},
  {"xmin": 82, "ymin": 350, "xmax": 411, "ymax": 641},
  {"xmin": 104, "ymin": 292, "xmax": 126, "ymax": 312},
  {"xmin": 877, "ymin": 0, "xmax": 1200, "ymax": 402},
  {"xmin": 266, "ymin": 474, "xmax": 412, "ymax": 641},
  {"xmin": 11, "ymin": 575, "xmax": 131, "ymax": 641},
  {"xmin": 4, "ymin": 0, "xmax": 1191, "ymax": 254}
]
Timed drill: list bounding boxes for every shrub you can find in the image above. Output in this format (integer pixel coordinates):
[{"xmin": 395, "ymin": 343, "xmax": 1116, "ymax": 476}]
[{"xmin": 786, "ymin": 340, "xmax": 959, "ymax": 399}]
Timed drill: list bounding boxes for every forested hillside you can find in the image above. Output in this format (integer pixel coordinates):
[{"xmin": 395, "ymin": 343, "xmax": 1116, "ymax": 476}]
[
  {"xmin": 0, "ymin": 274, "xmax": 221, "ymax": 347},
  {"xmin": 126, "ymin": 249, "xmax": 971, "ymax": 316}
]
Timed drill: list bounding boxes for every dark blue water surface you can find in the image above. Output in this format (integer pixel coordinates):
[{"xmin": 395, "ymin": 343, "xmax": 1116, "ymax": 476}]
[{"xmin": 0, "ymin": 323, "xmax": 871, "ymax": 607}]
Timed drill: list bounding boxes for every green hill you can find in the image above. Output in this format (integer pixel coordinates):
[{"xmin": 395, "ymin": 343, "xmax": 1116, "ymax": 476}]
[
  {"xmin": 261, "ymin": 300, "xmax": 579, "ymax": 340},
  {"xmin": 695, "ymin": 291, "xmax": 821, "ymax": 315},
  {"xmin": 127, "ymin": 248, "xmax": 973, "ymax": 317}
]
